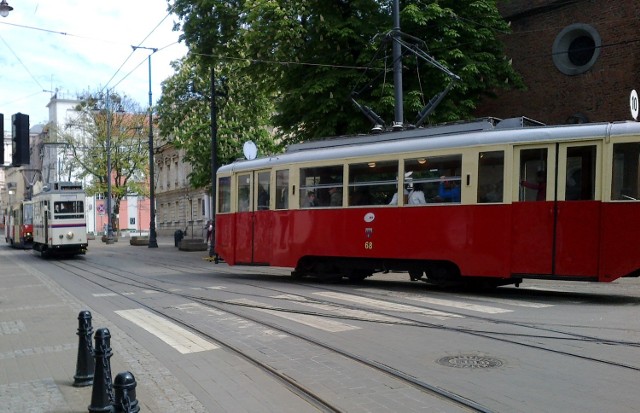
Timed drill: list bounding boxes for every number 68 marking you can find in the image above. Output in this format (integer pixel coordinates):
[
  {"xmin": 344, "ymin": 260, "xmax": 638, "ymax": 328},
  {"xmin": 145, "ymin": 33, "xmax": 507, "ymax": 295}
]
[{"xmin": 364, "ymin": 241, "xmax": 373, "ymax": 250}]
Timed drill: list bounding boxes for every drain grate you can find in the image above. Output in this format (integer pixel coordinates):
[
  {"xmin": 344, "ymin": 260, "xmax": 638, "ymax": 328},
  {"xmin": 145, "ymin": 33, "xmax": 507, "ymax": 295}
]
[{"xmin": 437, "ymin": 355, "xmax": 503, "ymax": 369}]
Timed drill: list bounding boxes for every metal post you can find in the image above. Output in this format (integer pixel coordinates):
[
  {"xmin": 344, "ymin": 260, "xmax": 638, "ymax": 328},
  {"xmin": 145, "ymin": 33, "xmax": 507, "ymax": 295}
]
[
  {"xmin": 132, "ymin": 45, "xmax": 158, "ymax": 248},
  {"xmin": 209, "ymin": 66, "xmax": 218, "ymax": 258},
  {"xmin": 147, "ymin": 54, "xmax": 158, "ymax": 248},
  {"xmin": 392, "ymin": 0, "xmax": 403, "ymax": 130},
  {"xmin": 106, "ymin": 90, "xmax": 113, "ymax": 242}
]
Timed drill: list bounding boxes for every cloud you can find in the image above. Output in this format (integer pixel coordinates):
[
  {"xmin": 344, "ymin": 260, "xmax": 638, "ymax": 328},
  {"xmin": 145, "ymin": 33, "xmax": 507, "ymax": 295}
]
[{"xmin": 0, "ymin": 0, "xmax": 187, "ymax": 126}]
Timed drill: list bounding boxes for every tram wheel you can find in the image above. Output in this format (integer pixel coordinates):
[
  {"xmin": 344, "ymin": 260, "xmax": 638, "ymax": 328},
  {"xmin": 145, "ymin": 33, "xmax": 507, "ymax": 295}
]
[
  {"xmin": 409, "ymin": 270, "xmax": 424, "ymax": 281},
  {"xmin": 425, "ymin": 263, "xmax": 461, "ymax": 286},
  {"xmin": 347, "ymin": 270, "xmax": 371, "ymax": 282}
]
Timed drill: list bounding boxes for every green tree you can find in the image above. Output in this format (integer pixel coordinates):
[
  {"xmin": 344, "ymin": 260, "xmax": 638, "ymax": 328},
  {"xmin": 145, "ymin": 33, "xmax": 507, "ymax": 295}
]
[
  {"xmin": 57, "ymin": 91, "xmax": 150, "ymax": 233},
  {"xmin": 156, "ymin": 54, "xmax": 277, "ymax": 189},
  {"xmin": 170, "ymin": 0, "xmax": 522, "ymax": 144}
]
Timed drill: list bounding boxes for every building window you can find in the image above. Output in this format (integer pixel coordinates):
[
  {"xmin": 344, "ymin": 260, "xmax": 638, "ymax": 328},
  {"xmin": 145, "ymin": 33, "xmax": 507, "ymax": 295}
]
[{"xmin": 552, "ymin": 23, "xmax": 601, "ymax": 76}]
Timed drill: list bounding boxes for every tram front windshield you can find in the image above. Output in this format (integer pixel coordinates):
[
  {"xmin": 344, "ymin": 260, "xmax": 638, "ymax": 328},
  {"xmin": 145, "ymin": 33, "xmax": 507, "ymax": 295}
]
[
  {"xmin": 53, "ymin": 201, "xmax": 84, "ymax": 219},
  {"xmin": 23, "ymin": 204, "xmax": 33, "ymax": 225}
]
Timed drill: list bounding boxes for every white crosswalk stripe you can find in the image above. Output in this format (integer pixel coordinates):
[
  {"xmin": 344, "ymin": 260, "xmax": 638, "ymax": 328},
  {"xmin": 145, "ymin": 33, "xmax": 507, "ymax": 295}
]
[
  {"xmin": 314, "ymin": 291, "xmax": 462, "ymax": 320},
  {"xmin": 115, "ymin": 308, "xmax": 218, "ymax": 354},
  {"xmin": 228, "ymin": 298, "xmax": 361, "ymax": 332},
  {"xmin": 273, "ymin": 294, "xmax": 415, "ymax": 324}
]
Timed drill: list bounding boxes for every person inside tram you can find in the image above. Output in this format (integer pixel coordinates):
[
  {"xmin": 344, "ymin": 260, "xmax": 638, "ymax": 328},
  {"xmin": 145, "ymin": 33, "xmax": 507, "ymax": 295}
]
[
  {"xmin": 304, "ymin": 191, "xmax": 318, "ymax": 207},
  {"xmin": 388, "ymin": 187, "xmax": 409, "ymax": 205},
  {"xmin": 436, "ymin": 176, "xmax": 461, "ymax": 202},
  {"xmin": 520, "ymin": 170, "xmax": 547, "ymax": 201},
  {"xmin": 257, "ymin": 185, "xmax": 269, "ymax": 210},
  {"xmin": 329, "ymin": 186, "xmax": 342, "ymax": 206},
  {"xmin": 407, "ymin": 183, "xmax": 427, "ymax": 205}
]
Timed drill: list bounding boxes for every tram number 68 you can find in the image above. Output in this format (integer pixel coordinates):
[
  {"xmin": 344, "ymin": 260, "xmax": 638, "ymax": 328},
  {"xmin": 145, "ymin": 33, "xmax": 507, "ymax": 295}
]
[{"xmin": 364, "ymin": 241, "xmax": 373, "ymax": 250}]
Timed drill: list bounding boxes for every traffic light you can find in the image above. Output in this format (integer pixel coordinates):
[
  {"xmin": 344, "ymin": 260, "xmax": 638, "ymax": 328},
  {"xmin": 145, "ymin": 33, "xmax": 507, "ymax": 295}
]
[
  {"xmin": 11, "ymin": 112, "xmax": 29, "ymax": 166},
  {"xmin": 0, "ymin": 113, "xmax": 4, "ymax": 166}
]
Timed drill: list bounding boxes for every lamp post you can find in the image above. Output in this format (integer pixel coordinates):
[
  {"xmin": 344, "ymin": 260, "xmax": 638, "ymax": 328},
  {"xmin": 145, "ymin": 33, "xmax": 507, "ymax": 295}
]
[
  {"xmin": 0, "ymin": 0, "xmax": 13, "ymax": 17},
  {"xmin": 132, "ymin": 45, "xmax": 158, "ymax": 248}
]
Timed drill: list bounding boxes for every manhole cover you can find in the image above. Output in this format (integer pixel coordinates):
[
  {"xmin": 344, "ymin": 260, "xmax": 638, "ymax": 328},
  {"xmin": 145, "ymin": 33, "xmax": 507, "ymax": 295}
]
[{"xmin": 437, "ymin": 355, "xmax": 503, "ymax": 369}]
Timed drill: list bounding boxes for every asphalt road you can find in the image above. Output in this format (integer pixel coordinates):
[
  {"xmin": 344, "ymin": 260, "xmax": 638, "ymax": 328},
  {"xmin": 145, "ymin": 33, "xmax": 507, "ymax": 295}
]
[{"xmin": 3, "ymin": 237, "xmax": 640, "ymax": 412}]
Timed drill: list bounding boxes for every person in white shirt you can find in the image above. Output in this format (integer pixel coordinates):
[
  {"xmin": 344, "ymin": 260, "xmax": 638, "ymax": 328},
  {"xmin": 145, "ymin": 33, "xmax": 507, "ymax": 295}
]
[
  {"xmin": 388, "ymin": 188, "xmax": 409, "ymax": 205},
  {"xmin": 407, "ymin": 183, "xmax": 427, "ymax": 205}
]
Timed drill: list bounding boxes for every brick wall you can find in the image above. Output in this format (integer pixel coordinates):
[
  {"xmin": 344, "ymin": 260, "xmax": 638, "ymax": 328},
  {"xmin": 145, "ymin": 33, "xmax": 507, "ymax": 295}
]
[{"xmin": 475, "ymin": 0, "xmax": 640, "ymax": 124}]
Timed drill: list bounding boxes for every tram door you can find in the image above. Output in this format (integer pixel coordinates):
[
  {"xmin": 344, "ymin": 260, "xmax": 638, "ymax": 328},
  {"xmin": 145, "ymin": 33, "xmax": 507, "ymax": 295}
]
[
  {"xmin": 512, "ymin": 143, "xmax": 600, "ymax": 277},
  {"xmin": 252, "ymin": 170, "xmax": 272, "ymax": 264},
  {"xmin": 234, "ymin": 170, "xmax": 272, "ymax": 265}
]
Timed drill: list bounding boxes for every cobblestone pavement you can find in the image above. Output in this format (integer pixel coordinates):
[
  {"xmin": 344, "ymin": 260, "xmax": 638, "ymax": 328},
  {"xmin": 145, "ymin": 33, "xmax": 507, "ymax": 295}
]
[{"xmin": 0, "ymin": 237, "xmax": 207, "ymax": 413}]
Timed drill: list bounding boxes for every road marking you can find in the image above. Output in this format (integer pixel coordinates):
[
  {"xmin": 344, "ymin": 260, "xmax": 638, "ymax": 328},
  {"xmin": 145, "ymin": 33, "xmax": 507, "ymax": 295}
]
[
  {"xmin": 314, "ymin": 292, "xmax": 461, "ymax": 320},
  {"xmin": 93, "ymin": 293, "xmax": 118, "ymax": 297},
  {"xmin": 115, "ymin": 308, "xmax": 218, "ymax": 354},
  {"xmin": 457, "ymin": 295, "xmax": 553, "ymax": 309},
  {"xmin": 228, "ymin": 298, "xmax": 360, "ymax": 332},
  {"xmin": 361, "ymin": 290, "xmax": 512, "ymax": 313},
  {"xmin": 273, "ymin": 294, "xmax": 415, "ymax": 324}
]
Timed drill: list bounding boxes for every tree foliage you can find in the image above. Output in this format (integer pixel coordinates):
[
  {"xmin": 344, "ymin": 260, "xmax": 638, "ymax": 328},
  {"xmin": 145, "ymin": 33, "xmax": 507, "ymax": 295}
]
[
  {"xmin": 156, "ymin": 55, "xmax": 276, "ymax": 189},
  {"xmin": 168, "ymin": 0, "xmax": 523, "ymax": 145},
  {"xmin": 57, "ymin": 91, "xmax": 150, "ymax": 231}
]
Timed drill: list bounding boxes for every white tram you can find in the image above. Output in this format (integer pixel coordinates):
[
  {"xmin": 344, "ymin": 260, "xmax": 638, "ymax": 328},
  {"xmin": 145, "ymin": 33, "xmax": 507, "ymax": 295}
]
[{"xmin": 32, "ymin": 182, "xmax": 88, "ymax": 257}]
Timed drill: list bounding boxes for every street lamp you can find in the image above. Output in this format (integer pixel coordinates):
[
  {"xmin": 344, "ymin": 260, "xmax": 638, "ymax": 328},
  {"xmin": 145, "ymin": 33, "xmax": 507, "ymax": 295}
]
[
  {"xmin": 132, "ymin": 45, "xmax": 158, "ymax": 248},
  {"xmin": 0, "ymin": 0, "xmax": 13, "ymax": 17}
]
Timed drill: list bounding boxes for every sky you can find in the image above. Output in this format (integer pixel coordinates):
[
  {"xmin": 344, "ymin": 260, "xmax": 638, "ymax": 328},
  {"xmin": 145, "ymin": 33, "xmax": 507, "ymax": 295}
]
[{"xmin": 0, "ymin": 0, "xmax": 188, "ymax": 131}]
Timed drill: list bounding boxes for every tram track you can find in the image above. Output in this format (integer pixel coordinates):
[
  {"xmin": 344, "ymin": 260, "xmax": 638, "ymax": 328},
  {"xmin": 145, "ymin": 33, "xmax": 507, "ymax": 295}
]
[
  {"xmin": 61, "ymin": 253, "xmax": 640, "ymax": 373},
  {"xmin": 51, "ymin": 258, "xmax": 495, "ymax": 413},
  {"xmin": 108, "ymin": 250, "xmax": 640, "ymax": 358}
]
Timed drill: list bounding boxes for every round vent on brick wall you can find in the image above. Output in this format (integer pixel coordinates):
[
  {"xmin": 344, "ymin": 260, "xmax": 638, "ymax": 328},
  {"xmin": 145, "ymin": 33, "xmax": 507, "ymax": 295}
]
[{"xmin": 552, "ymin": 23, "xmax": 601, "ymax": 76}]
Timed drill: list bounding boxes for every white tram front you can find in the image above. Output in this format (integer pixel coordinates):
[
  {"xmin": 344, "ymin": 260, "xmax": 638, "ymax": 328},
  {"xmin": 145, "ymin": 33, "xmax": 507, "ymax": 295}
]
[{"xmin": 32, "ymin": 182, "xmax": 88, "ymax": 257}]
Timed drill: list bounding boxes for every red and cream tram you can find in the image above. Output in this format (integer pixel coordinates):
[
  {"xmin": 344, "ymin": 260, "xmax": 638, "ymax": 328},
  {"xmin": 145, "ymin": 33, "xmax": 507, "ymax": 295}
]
[
  {"xmin": 32, "ymin": 182, "xmax": 88, "ymax": 257},
  {"xmin": 214, "ymin": 117, "xmax": 640, "ymax": 286},
  {"xmin": 3, "ymin": 201, "xmax": 33, "ymax": 249}
]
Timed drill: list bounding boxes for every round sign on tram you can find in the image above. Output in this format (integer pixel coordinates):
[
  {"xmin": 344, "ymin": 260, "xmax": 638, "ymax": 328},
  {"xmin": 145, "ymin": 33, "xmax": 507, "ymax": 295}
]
[{"xmin": 630, "ymin": 89, "xmax": 638, "ymax": 121}]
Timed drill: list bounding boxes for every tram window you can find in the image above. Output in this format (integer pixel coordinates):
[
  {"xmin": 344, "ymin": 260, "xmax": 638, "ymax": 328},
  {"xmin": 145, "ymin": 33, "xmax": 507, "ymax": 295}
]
[
  {"xmin": 275, "ymin": 170, "xmax": 289, "ymax": 209},
  {"xmin": 257, "ymin": 171, "xmax": 271, "ymax": 210},
  {"xmin": 404, "ymin": 154, "xmax": 461, "ymax": 203},
  {"xmin": 519, "ymin": 148, "xmax": 548, "ymax": 202},
  {"xmin": 612, "ymin": 142, "xmax": 640, "ymax": 201},
  {"xmin": 565, "ymin": 145, "xmax": 596, "ymax": 201},
  {"xmin": 299, "ymin": 165, "xmax": 343, "ymax": 207},
  {"xmin": 477, "ymin": 151, "xmax": 504, "ymax": 203},
  {"xmin": 348, "ymin": 160, "xmax": 398, "ymax": 206},
  {"xmin": 53, "ymin": 201, "xmax": 84, "ymax": 219},
  {"xmin": 237, "ymin": 174, "xmax": 251, "ymax": 212},
  {"xmin": 23, "ymin": 204, "xmax": 33, "ymax": 225},
  {"xmin": 218, "ymin": 176, "xmax": 231, "ymax": 213}
]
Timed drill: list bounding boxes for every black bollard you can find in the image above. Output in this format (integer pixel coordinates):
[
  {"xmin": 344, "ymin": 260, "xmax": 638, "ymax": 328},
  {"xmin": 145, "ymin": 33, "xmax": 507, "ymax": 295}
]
[
  {"xmin": 88, "ymin": 328, "xmax": 115, "ymax": 413},
  {"xmin": 73, "ymin": 310, "xmax": 95, "ymax": 387},
  {"xmin": 113, "ymin": 371, "xmax": 140, "ymax": 413}
]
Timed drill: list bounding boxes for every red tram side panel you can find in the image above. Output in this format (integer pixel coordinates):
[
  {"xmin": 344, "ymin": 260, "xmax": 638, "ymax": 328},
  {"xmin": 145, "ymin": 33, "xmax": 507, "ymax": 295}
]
[
  {"xmin": 214, "ymin": 120, "xmax": 640, "ymax": 286},
  {"xmin": 4, "ymin": 202, "xmax": 33, "ymax": 249}
]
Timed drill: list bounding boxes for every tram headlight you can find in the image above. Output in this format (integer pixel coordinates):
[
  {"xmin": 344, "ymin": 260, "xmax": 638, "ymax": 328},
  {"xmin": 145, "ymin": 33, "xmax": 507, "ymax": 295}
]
[{"xmin": 66, "ymin": 231, "xmax": 74, "ymax": 239}]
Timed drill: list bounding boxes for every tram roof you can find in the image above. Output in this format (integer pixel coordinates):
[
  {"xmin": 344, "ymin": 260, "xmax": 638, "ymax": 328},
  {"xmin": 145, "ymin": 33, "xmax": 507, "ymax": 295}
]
[{"xmin": 218, "ymin": 118, "xmax": 640, "ymax": 174}]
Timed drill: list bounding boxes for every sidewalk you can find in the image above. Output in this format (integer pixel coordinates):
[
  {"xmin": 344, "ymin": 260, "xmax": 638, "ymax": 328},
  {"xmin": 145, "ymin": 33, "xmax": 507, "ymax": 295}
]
[{"xmin": 0, "ymin": 238, "xmax": 207, "ymax": 412}]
